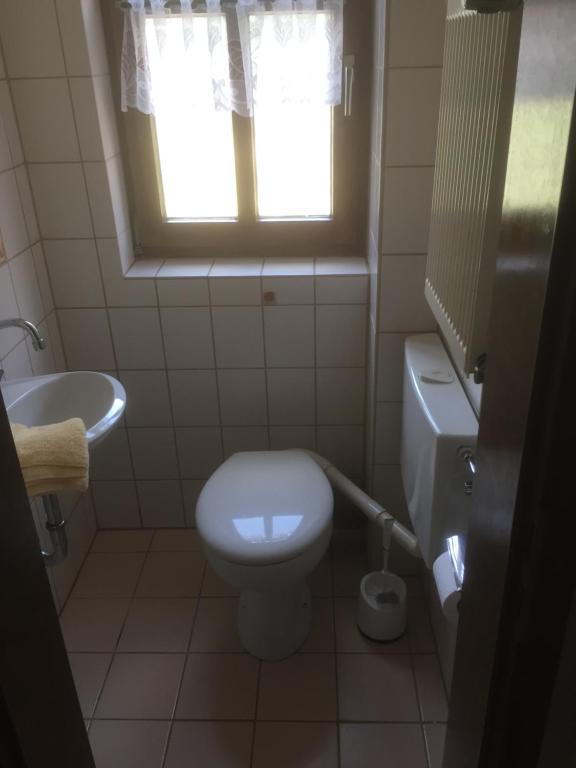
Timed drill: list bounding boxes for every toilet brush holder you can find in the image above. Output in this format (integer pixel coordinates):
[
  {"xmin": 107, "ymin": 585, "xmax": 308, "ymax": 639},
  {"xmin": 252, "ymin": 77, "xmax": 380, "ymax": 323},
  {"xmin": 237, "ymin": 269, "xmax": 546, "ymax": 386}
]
[{"xmin": 357, "ymin": 571, "xmax": 407, "ymax": 642}]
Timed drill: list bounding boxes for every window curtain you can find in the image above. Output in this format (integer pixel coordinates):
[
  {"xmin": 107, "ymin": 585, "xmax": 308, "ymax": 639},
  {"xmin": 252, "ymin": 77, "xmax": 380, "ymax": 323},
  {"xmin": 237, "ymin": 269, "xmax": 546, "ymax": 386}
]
[{"xmin": 119, "ymin": 0, "xmax": 344, "ymax": 117}]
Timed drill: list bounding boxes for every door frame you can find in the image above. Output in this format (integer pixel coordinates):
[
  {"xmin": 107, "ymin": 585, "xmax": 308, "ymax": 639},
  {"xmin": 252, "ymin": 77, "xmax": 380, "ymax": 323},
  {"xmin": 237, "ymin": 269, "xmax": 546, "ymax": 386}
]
[{"xmin": 444, "ymin": 0, "xmax": 576, "ymax": 765}]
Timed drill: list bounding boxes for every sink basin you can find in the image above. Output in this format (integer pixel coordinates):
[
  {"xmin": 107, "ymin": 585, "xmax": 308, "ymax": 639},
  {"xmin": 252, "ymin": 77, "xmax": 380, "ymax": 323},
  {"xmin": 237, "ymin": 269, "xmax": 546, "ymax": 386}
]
[{"xmin": 2, "ymin": 371, "xmax": 126, "ymax": 447}]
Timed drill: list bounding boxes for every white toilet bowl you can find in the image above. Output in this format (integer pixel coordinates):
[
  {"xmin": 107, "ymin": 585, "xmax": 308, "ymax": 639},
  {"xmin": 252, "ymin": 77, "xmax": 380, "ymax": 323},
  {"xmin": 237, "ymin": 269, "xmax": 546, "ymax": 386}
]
[{"xmin": 196, "ymin": 450, "xmax": 333, "ymax": 660}]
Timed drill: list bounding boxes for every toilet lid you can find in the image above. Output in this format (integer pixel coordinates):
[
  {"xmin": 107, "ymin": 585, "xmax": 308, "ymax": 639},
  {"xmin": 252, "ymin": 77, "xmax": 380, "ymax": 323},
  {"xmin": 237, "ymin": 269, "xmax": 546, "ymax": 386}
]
[{"xmin": 196, "ymin": 451, "xmax": 333, "ymax": 566}]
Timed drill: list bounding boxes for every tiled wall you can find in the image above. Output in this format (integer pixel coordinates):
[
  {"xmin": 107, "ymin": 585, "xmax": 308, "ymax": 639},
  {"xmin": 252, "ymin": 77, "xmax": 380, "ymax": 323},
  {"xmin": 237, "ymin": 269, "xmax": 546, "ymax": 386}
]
[
  {"xmin": 0, "ymin": 0, "xmax": 368, "ymax": 533},
  {"xmin": 0, "ymin": 25, "xmax": 96, "ymax": 612},
  {"xmin": 366, "ymin": 0, "xmax": 447, "ymax": 573}
]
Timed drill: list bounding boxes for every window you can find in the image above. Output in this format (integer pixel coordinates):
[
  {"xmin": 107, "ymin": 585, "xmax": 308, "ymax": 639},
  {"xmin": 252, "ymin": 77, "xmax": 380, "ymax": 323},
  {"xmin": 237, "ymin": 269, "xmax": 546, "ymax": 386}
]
[{"xmin": 105, "ymin": 1, "xmax": 371, "ymax": 258}]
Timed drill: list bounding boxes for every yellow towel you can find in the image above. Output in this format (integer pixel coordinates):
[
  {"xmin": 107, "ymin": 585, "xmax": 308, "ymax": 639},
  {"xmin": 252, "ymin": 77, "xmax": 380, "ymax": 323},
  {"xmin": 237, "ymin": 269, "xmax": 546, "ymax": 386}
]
[{"xmin": 11, "ymin": 418, "xmax": 89, "ymax": 498}]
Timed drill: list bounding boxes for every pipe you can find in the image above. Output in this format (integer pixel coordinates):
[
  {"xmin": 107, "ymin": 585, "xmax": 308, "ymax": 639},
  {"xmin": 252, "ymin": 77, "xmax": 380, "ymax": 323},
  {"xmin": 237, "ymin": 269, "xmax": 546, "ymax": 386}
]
[
  {"xmin": 304, "ymin": 451, "xmax": 421, "ymax": 559},
  {"xmin": 41, "ymin": 494, "xmax": 68, "ymax": 566}
]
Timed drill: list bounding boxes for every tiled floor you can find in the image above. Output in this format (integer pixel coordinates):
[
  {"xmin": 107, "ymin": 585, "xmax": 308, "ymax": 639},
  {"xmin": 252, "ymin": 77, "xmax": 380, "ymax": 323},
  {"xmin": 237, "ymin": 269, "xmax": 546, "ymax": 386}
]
[{"xmin": 61, "ymin": 529, "xmax": 447, "ymax": 768}]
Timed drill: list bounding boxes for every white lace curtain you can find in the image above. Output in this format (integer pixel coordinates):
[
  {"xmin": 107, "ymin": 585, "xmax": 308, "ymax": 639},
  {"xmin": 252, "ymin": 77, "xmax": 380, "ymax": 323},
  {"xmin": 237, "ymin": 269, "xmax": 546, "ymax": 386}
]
[{"xmin": 120, "ymin": 0, "xmax": 344, "ymax": 117}]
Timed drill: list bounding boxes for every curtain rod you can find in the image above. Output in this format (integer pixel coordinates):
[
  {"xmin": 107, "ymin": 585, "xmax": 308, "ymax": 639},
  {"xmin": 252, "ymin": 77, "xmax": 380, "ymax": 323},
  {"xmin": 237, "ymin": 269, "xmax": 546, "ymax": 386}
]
[{"xmin": 117, "ymin": 1, "xmax": 343, "ymax": 9}]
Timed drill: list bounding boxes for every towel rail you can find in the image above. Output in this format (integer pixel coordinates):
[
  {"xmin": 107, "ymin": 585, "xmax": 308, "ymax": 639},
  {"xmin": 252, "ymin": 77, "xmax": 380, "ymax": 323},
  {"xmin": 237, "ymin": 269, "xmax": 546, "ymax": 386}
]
[{"xmin": 41, "ymin": 494, "xmax": 68, "ymax": 566}]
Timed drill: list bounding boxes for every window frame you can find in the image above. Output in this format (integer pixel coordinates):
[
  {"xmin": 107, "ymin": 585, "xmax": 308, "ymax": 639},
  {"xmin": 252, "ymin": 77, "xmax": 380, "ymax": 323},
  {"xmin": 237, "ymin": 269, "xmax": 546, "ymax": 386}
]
[{"xmin": 103, "ymin": 0, "xmax": 372, "ymax": 259}]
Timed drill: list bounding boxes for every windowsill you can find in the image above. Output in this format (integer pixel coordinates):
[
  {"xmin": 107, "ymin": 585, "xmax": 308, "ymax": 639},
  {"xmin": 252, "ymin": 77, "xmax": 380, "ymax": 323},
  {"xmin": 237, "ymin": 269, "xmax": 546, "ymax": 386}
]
[{"xmin": 125, "ymin": 255, "xmax": 369, "ymax": 281}]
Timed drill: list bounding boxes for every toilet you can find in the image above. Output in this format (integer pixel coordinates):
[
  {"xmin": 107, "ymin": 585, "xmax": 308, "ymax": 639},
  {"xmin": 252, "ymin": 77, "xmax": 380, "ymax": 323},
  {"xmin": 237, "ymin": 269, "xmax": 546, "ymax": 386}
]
[
  {"xmin": 196, "ymin": 450, "xmax": 333, "ymax": 660},
  {"xmin": 196, "ymin": 333, "xmax": 478, "ymax": 661}
]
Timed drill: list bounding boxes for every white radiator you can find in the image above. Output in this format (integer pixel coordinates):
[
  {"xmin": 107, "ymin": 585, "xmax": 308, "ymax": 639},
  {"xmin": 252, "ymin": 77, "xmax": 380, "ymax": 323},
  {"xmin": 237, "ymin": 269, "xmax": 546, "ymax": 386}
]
[{"xmin": 425, "ymin": 8, "xmax": 521, "ymax": 374}]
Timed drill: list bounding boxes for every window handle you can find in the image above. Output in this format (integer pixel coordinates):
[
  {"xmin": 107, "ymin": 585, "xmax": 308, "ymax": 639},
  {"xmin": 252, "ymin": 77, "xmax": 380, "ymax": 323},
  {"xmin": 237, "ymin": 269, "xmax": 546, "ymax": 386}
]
[{"xmin": 343, "ymin": 55, "xmax": 355, "ymax": 117}]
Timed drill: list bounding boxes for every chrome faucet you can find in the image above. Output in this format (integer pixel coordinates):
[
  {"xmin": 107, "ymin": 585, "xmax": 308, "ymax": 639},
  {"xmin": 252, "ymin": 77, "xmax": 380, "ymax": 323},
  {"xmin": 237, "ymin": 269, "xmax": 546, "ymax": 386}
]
[{"xmin": 0, "ymin": 318, "xmax": 47, "ymax": 351}]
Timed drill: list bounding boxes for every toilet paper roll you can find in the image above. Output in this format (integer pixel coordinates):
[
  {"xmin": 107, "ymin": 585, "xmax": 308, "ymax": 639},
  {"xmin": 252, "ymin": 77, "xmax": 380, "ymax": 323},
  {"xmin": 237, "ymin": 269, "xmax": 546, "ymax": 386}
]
[{"xmin": 432, "ymin": 551, "xmax": 461, "ymax": 623}]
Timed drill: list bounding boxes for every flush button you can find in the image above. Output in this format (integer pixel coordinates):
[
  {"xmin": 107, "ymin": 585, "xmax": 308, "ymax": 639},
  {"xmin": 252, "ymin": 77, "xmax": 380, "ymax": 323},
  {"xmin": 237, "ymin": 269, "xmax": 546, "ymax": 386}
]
[{"xmin": 419, "ymin": 369, "xmax": 454, "ymax": 384}]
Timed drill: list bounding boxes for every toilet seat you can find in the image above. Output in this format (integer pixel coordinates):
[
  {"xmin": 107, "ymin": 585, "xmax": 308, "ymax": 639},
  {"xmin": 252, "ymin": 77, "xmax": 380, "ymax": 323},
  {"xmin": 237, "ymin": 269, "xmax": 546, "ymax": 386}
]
[{"xmin": 196, "ymin": 450, "xmax": 333, "ymax": 567}]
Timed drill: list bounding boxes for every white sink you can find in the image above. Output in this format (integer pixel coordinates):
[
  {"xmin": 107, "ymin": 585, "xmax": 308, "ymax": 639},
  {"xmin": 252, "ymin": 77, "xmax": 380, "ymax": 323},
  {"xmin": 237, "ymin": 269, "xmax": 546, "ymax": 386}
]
[{"xmin": 2, "ymin": 371, "xmax": 126, "ymax": 447}]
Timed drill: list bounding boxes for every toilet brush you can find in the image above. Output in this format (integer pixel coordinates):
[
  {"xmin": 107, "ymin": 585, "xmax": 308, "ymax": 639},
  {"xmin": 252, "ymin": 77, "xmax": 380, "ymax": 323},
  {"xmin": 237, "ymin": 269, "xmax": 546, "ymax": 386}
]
[{"xmin": 356, "ymin": 518, "xmax": 408, "ymax": 641}]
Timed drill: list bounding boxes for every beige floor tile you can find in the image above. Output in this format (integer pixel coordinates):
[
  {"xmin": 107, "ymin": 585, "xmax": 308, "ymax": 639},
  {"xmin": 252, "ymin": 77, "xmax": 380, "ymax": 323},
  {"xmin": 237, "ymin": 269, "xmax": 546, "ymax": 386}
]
[
  {"xmin": 340, "ymin": 724, "xmax": 427, "ymax": 768},
  {"xmin": 413, "ymin": 655, "xmax": 448, "ymax": 722},
  {"xmin": 95, "ymin": 653, "xmax": 185, "ymax": 719},
  {"xmin": 424, "ymin": 723, "xmax": 447, "ymax": 768},
  {"xmin": 89, "ymin": 720, "xmax": 170, "ymax": 768},
  {"xmin": 407, "ymin": 597, "xmax": 436, "ymax": 653},
  {"xmin": 258, "ymin": 655, "xmax": 337, "ymax": 721},
  {"xmin": 335, "ymin": 598, "xmax": 409, "ymax": 654},
  {"xmin": 299, "ymin": 599, "xmax": 335, "ymax": 653},
  {"xmin": 117, "ymin": 598, "xmax": 197, "ymax": 652},
  {"xmin": 165, "ymin": 722, "xmax": 253, "ymax": 768},
  {"xmin": 136, "ymin": 551, "xmax": 205, "ymax": 597},
  {"xmin": 72, "ymin": 553, "xmax": 145, "ymax": 598},
  {"xmin": 253, "ymin": 722, "xmax": 338, "ymax": 768},
  {"xmin": 337, "ymin": 654, "xmax": 419, "ymax": 722},
  {"xmin": 201, "ymin": 563, "xmax": 240, "ymax": 596},
  {"xmin": 308, "ymin": 555, "xmax": 333, "ymax": 597},
  {"xmin": 332, "ymin": 532, "xmax": 368, "ymax": 597},
  {"xmin": 68, "ymin": 653, "xmax": 112, "ymax": 718},
  {"xmin": 189, "ymin": 598, "xmax": 244, "ymax": 653},
  {"xmin": 176, "ymin": 654, "xmax": 259, "ymax": 720},
  {"xmin": 91, "ymin": 530, "xmax": 153, "ymax": 553},
  {"xmin": 151, "ymin": 528, "xmax": 203, "ymax": 551},
  {"xmin": 60, "ymin": 598, "xmax": 130, "ymax": 652}
]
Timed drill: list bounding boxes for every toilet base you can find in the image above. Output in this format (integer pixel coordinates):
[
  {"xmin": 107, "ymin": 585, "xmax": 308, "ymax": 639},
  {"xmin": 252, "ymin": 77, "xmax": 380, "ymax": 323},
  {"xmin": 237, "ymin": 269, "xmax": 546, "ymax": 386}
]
[{"xmin": 238, "ymin": 582, "xmax": 312, "ymax": 661}]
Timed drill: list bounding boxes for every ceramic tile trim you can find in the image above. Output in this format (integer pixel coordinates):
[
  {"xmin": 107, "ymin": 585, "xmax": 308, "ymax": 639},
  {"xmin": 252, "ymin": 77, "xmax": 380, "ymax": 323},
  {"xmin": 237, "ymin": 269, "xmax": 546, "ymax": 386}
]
[{"xmin": 128, "ymin": 256, "xmax": 369, "ymax": 281}]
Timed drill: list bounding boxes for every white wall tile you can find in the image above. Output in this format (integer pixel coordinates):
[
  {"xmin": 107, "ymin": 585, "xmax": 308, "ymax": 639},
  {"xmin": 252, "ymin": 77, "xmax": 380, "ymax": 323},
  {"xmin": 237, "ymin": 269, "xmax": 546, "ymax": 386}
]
[
  {"xmin": 388, "ymin": 0, "xmax": 447, "ymax": 68},
  {"xmin": 70, "ymin": 76, "xmax": 120, "ymax": 161},
  {"xmin": 0, "ymin": 82, "xmax": 23, "ymax": 165},
  {"xmin": 209, "ymin": 277, "xmax": 261, "ymax": 306},
  {"xmin": 137, "ymin": 480, "xmax": 185, "ymax": 528},
  {"xmin": 0, "ymin": 0, "xmax": 66, "ymax": 77},
  {"xmin": 58, "ymin": 308, "xmax": 115, "ymax": 369},
  {"xmin": 316, "ymin": 305, "xmax": 367, "ymax": 367},
  {"xmin": 9, "ymin": 248, "xmax": 45, "ymax": 323},
  {"xmin": 262, "ymin": 276, "xmax": 314, "ymax": 305},
  {"xmin": 263, "ymin": 306, "xmax": 314, "ymax": 368},
  {"xmin": 0, "ymin": 93, "xmax": 13, "ymax": 173},
  {"xmin": 0, "ymin": 263, "xmax": 22, "ymax": 357},
  {"xmin": 374, "ymin": 402, "xmax": 402, "ymax": 464},
  {"xmin": 109, "ymin": 308, "xmax": 165, "ymax": 369},
  {"xmin": 14, "ymin": 166, "xmax": 39, "ymax": 245},
  {"xmin": 380, "ymin": 167, "xmax": 435, "ymax": 254},
  {"xmin": 105, "ymin": 154, "xmax": 131, "ymax": 236},
  {"xmin": 316, "ymin": 368, "xmax": 366, "ymax": 425},
  {"xmin": 1, "ymin": 339, "xmax": 32, "ymax": 380},
  {"xmin": 262, "ymin": 258, "xmax": 314, "ymax": 277},
  {"xmin": 157, "ymin": 259, "xmax": 211, "ymax": 278},
  {"xmin": 11, "ymin": 78, "xmax": 80, "ymax": 162},
  {"xmin": 55, "ymin": 0, "xmax": 109, "ymax": 76},
  {"xmin": 92, "ymin": 428, "xmax": 133, "ymax": 480},
  {"xmin": 379, "ymin": 255, "xmax": 436, "ymax": 332},
  {"xmin": 97, "ymin": 238, "xmax": 158, "ymax": 307},
  {"xmin": 156, "ymin": 278, "xmax": 209, "ymax": 307},
  {"xmin": 53, "ymin": 492, "xmax": 96, "ymax": 604},
  {"xmin": 315, "ymin": 257, "xmax": 368, "ymax": 276},
  {"xmin": 377, "ymin": 332, "xmax": 409, "ymax": 402},
  {"xmin": 269, "ymin": 426, "xmax": 316, "ymax": 451},
  {"xmin": 120, "ymin": 370, "xmax": 173, "ymax": 427},
  {"xmin": 32, "ymin": 244, "xmax": 54, "ymax": 315},
  {"xmin": 372, "ymin": 464, "xmax": 410, "ymax": 527},
  {"xmin": 212, "ymin": 307, "xmax": 264, "ymax": 368},
  {"xmin": 45, "ymin": 311, "xmax": 66, "ymax": 370},
  {"xmin": 223, "ymin": 427, "xmax": 269, "ymax": 458},
  {"xmin": 316, "ymin": 425, "xmax": 365, "ymax": 478},
  {"xmin": 160, "ymin": 307, "xmax": 214, "ymax": 369},
  {"xmin": 128, "ymin": 427, "xmax": 179, "ymax": 479},
  {"xmin": 169, "ymin": 370, "xmax": 220, "ymax": 426},
  {"xmin": 316, "ymin": 275, "xmax": 368, "ymax": 305},
  {"xmin": 0, "ymin": 169, "xmax": 29, "ymax": 257},
  {"xmin": 182, "ymin": 479, "xmax": 204, "ymax": 526},
  {"xmin": 92, "ymin": 481, "xmax": 141, "ymax": 528},
  {"xmin": 384, "ymin": 68, "xmax": 442, "ymax": 167},
  {"xmin": 267, "ymin": 368, "xmax": 315, "ymax": 426},
  {"xmin": 84, "ymin": 161, "xmax": 116, "ymax": 237},
  {"xmin": 175, "ymin": 427, "xmax": 223, "ymax": 478},
  {"xmin": 45, "ymin": 239, "xmax": 105, "ymax": 308},
  {"xmin": 218, "ymin": 369, "xmax": 267, "ymax": 426},
  {"xmin": 210, "ymin": 257, "xmax": 262, "ymax": 277},
  {"xmin": 29, "ymin": 163, "xmax": 93, "ymax": 238}
]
